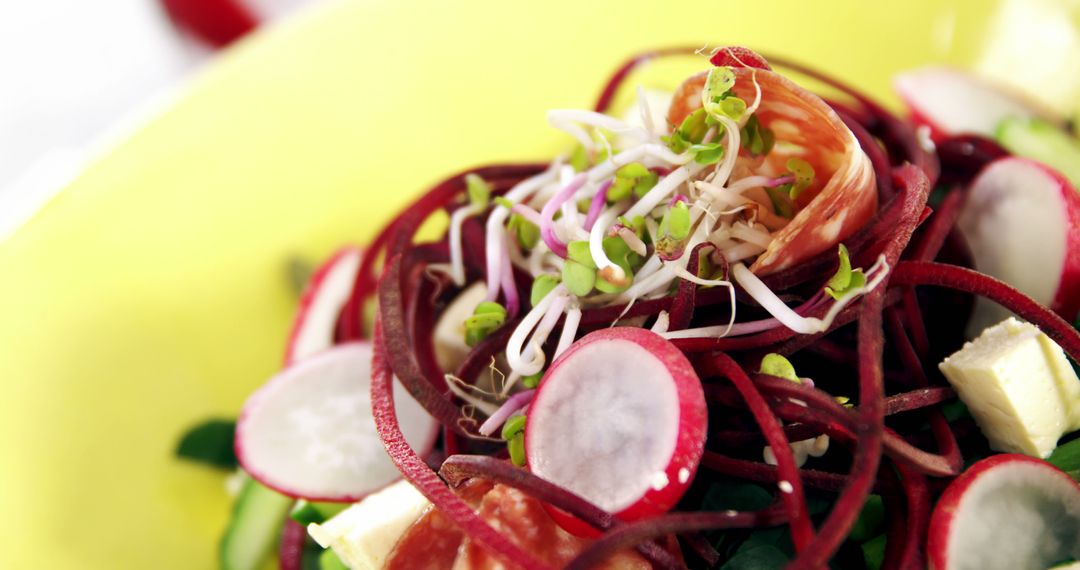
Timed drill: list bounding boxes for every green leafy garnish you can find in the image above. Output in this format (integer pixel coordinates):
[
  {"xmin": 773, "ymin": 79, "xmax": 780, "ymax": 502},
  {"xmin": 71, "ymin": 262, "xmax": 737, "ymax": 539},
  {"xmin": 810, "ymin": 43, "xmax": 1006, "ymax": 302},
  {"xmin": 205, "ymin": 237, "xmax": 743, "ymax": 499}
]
[
  {"xmin": 701, "ymin": 66, "xmax": 747, "ymax": 123},
  {"xmin": 464, "ymin": 302, "xmax": 507, "ymax": 347},
  {"xmin": 759, "ymin": 353, "xmax": 799, "ymax": 383},
  {"xmin": 465, "ymin": 173, "xmax": 491, "ymax": 209},
  {"xmin": 530, "ymin": 274, "xmax": 560, "ymax": 307},
  {"xmin": 764, "ymin": 186, "xmax": 794, "ymax": 218},
  {"xmin": 501, "ymin": 414, "xmax": 527, "ymax": 440},
  {"xmin": 1048, "ymin": 437, "xmax": 1080, "ymax": 481},
  {"xmin": 506, "ymin": 213, "xmax": 540, "ymax": 249},
  {"xmin": 703, "ymin": 482, "xmax": 773, "ymax": 512},
  {"xmin": 562, "ymin": 256, "xmax": 596, "ymax": 296},
  {"xmin": 690, "ymin": 142, "xmax": 726, "ymax": 165},
  {"xmin": 664, "ymin": 108, "xmax": 711, "ymax": 153},
  {"xmin": 566, "ymin": 241, "xmax": 596, "ymax": 268},
  {"xmin": 824, "ymin": 244, "xmax": 867, "ymax": 300},
  {"xmin": 594, "ymin": 236, "xmax": 641, "ymax": 294},
  {"xmin": 609, "ymin": 162, "xmax": 651, "ymax": 202},
  {"xmin": 740, "ymin": 114, "xmax": 775, "ymax": 156},
  {"xmin": 660, "ymin": 201, "xmax": 691, "ymax": 241},
  {"xmin": 176, "ymin": 419, "xmax": 237, "ymax": 469},
  {"xmin": 785, "ymin": 158, "xmax": 815, "ymax": 201},
  {"xmin": 569, "ymin": 144, "xmax": 589, "ymax": 172},
  {"xmin": 861, "ymin": 534, "xmax": 887, "ymax": 570},
  {"xmin": 633, "ymin": 170, "xmax": 659, "ymax": 198},
  {"xmin": 720, "ymin": 543, "xmax": 789, "ymax": 570},
  {"xmin": 847, "ymin": 495, "xmax": 884, "ymax": 542}
]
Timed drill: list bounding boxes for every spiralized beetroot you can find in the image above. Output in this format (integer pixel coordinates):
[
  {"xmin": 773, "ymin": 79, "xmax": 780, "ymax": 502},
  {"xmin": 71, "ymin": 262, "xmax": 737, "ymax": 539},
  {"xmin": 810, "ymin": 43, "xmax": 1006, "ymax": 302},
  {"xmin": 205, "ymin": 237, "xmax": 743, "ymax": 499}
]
[{"xmin": 305, "ymin": 47, "xmax": 1080, "ymax": 570}]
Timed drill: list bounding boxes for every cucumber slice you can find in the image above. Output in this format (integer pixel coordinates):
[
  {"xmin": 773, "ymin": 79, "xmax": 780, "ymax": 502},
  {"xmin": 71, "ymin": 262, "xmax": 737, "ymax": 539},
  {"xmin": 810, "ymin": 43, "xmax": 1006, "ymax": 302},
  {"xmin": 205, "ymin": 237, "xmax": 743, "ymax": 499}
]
[
  {"xmin": 220, "ymin": 477, "xmax": 293, "ymax": 570},
  {"xmin": 996, "ymin": 117, "xmax": 1080, "ymax": 189}
]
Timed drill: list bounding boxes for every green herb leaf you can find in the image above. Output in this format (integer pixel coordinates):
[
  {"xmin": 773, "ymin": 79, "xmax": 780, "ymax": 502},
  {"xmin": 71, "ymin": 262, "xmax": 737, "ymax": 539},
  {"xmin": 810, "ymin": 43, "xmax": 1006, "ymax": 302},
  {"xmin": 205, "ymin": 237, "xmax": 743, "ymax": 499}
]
[
  {"xmin": 530, "ymin": 275, "xmax": 560, "ymax": 307},
  {"xmin": 465, "ymin": 174, "xmax": 491, "ymax": 209},
  {"xmin": 290, "ymin": 500, "xmax": 348, "ymax": 526},
  {"xmin": 176, "ymin": 419, "xmax": 237, "ymax": 469},
  {"xmin": 764, "ymin": 185, "xmax": 794, "ymax": 218},
  {"xmin": 1048, "ymin": 438, "xmax": 1080, "ymax": 480},
  {"xmin": 847, "ymin": 495, "xmax": 884, "ymax": 542},
  {"xmin": 720, "ymin": 543, "xmax": 789, "ymax": 570},
  {"xmin": 474, "ymin": 301, "xmax": 506, "ymax": 318},
  {"xmin": 861, "ymin": 534, "xmax": 887, "ymax": 570},
  {"xmin": 562, "ymin": 260, "xmax": 596, "ymax": 296},
  {"xmin": 759, "ymin": 353, "xmax": 799, "ymax": 383},
  {"xmin": 493, "ymin": 196, "xmax": 514, "ymax": 210},
  {"xmin": 667, "ymin": 108, "xmax": 711, "ymax": 153},
  {"xmin": 508, "ymin": 433, "xmax": 526, "ymax": 466},
  {"xmin": 702, "ymin": 67, "xmax": 737, "ymax": 108},
  {"xmin": 703, "ymin": 482, "xmax": 774, "ymax": 512},
  {"xmin": 501, "ymin": 414, "xmax": 527, "ymax": 440},
  {"xmin": 507, "ymin": 213, "xmax": 540, "ymax": 250},
  {"xmin": 740, "ymin": 115, "xmax": 776, "ymax": 157}
]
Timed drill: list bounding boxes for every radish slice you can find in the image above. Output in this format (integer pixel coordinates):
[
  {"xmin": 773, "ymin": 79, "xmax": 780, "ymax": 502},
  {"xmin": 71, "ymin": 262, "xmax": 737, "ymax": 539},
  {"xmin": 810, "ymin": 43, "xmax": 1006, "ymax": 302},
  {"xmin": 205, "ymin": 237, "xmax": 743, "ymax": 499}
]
[
  {"xmin": 958, "ymin": 158, "xmax": 1080, "ymax": 331},
  {"xmin": 525, "ymin": 327, "xmax": 706, "ymax": 532},
  {"xmin": 284, "ymin": 247, "xmax": 363, "ymax": 365},
  {"xmin": 237, "ymin": 342, "xmax": 438, "ymax": 501},
  {"xmin": 928, "ymin": 454, "xmax": 1080, "ymax": 570},
  {"xmin": 894, "ymin": 67, "xmax": 1054, "ymax": 142},
  {"xmin": 666, "ymin": 64, "xmax": 877, "ymax": 275}
]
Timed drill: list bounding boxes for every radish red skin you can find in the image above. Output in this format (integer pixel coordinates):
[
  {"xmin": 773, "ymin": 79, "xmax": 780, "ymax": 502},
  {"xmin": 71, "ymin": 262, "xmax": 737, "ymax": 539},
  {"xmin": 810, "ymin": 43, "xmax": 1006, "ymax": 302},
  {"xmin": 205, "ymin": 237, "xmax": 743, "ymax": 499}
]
[
  {"xmin": 1027, "ymin": 160, "xmax": 1080, "ymax": 320},
  {"xmin": 927, "ymin": 454, "xmax": 1080, "ymax": 570},
  {"xmin": 524, "ymin": 328, "xmax": 707, "ymax": 535},
  {"xmin": 284, "ymin": 246, "xmax": 363, "ymax": 365}
]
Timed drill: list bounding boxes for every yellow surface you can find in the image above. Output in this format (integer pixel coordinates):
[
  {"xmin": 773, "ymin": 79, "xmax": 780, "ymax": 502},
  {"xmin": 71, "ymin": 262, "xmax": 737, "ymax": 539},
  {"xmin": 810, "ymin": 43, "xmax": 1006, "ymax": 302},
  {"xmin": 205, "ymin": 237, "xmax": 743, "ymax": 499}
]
[{"xmin": 0, "ymin": 0, "xmax": 1014, "ymax": 567}]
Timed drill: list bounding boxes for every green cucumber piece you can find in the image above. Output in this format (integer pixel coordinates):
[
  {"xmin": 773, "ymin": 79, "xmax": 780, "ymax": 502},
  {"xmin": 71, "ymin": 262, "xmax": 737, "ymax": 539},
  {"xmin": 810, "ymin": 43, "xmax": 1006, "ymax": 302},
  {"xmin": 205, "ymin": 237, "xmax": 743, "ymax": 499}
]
[
  {"xmin": 290, "ymin": 500, "xmax": 348, "ymax": 526},
  {"xmin": 220, "ymin": 478, "xmax": 293, "ymax": 570},
  {"xmin": 995, "ymin": 117, "xmax": 1080, "ymax": 189}
]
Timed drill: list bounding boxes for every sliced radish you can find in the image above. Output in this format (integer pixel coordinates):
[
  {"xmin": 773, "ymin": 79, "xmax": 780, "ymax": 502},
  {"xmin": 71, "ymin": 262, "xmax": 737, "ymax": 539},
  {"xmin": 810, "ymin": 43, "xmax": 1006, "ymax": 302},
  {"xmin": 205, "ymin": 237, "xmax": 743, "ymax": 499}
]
[
  {"xmin": 237, "ymin": 342, "xmax": 438, "ymax": 501},
  {"xmin": 958, "ymin": 157, "xmax": 1080, "ymax": 331},
  {"xmin": 894, "ymin": 67, "xmax": 1054, "ymax": 142},
  {"xmin": 928, "ymin": 454, "xmax": 1080, "ymax": 570},
  {"xmin": 284, "ymin": 247, "xmax": 363, "ymax": 365},
  {"xmin": 525, "ymin": 327, "xmax": 707, "ymax": 533}
]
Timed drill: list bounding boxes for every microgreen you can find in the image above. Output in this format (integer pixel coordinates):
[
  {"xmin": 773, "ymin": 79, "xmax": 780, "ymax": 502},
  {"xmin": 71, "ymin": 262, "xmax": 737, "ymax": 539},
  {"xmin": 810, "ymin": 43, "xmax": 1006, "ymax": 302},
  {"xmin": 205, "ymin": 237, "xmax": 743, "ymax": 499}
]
[
  {"xmin": 759, "ymin": 353, "xmax": 799, "ymax": 383},
  {"xmin": 689, "ymin": 142, "xmax": 726, "ymax": 165},
  {"xmin": 595, "ymin": 236, "xmax": 641, "ymax": 294},
  {"xmin": 847, "ymin": 495, "xmax": 884, "ymax": 541},
  {"xmin": 824, "ymin": 244, "xmax": 867, "ymax": 300},
  {"xmin": 465, "ymin": 173, "xmax": 491, "ymax": 209},
  {"xmin": 617, "ymin": 215, "xmax": 647, "ymax": 240},
  {"xmin": 502, "ymin": 415, "xmax": 527, "ymax": 468},
  {"xmin": 785, "ymin": 158, "xmax": 815, "ymax": 201},
  {"xmin": 609, "ymin": 162, "xmax": 651, "ymax": 202},
  {"xmin": 507, "ymin": 213, "xmax": 540, "ymax": 249},
  {"xmin": 764, "ymin": 186, "xmax": 795, "ymax": 218},
  {"xmin": 861, "ymin": 534, "xmax": 887, "ymax": 570},
  {"xmin": 530, "ymin": 274, "xmax": 560, "ymax": 307},
  {"xmin": 701, "ymin": 66, "xmax": 747, "ymax": 123},
  {"xmin": 740, "ymin": 114, "xmax": 775, "ymax": 156},
  {"xmin": 522, "ymin": 372, "xmax": 543, "ymax": 389},
  {"xmin": 464, "ymin": 302, "xmax": 507, "ymax": 347},
  {"xmin": 660, "ymin": 201, "xmax": 691, "ymax": 241},
  {"xmin": 562, "ymin": 250, "xmax": 597, "ymax": 296},
  {"xmin": 664, "ymin": 108, "xmax": 711, "ymax": 153}
]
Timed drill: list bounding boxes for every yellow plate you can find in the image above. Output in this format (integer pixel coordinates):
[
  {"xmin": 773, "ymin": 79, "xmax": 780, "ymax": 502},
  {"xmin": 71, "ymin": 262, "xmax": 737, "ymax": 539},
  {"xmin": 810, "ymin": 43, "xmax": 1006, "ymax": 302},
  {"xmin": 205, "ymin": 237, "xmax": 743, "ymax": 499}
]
[{"xmin": 0, "ymin": 0, "xmax": 1010, "ymax": 567}]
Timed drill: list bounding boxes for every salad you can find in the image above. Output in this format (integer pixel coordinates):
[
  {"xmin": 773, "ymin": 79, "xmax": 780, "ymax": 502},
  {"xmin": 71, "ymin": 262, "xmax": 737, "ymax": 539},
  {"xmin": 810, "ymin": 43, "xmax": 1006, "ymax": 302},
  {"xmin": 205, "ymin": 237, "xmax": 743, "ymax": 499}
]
[{"xmin": 177, "ymin": 46, "xmax": 1080, "ymax": 569}]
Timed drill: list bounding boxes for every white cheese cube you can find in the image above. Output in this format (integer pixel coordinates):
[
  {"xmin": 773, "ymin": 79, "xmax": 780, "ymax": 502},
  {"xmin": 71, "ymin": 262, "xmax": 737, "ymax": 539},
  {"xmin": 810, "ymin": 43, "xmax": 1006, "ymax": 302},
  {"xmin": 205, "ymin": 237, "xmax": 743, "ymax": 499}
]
[
  {"xmin": 433, "ymin": 282, "xmax": 488, "ymax": 373},
  {"xmin": 939, "ymin": 317, "xmax": 1080, "ymax": 457},
  {"xmin": 308, "ymin": 480, "xmax": 431, "ymax": 570}
]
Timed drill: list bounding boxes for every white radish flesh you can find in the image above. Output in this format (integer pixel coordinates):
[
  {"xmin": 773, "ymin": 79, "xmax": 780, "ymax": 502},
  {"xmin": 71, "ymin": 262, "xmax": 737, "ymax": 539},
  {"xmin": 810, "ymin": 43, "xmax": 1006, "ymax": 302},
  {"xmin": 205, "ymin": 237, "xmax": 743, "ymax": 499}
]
[
  {"xmin": 237, "ymin": 342, "xmax": 438, "ymax": 501},
  {"xmin": 285, "ymin": 247, "xmax": 362, "ymax": 364},
  {"xmin": 958, "ymin": 157, "xmax": 1080, "ymax": 332},
  {"xmin": 525, "ymin": 327, "xmax": 706, "ymax": 529},
  {"xmin": 928, "ymin": 454, "xmax": 1080, "ymax": 570}
]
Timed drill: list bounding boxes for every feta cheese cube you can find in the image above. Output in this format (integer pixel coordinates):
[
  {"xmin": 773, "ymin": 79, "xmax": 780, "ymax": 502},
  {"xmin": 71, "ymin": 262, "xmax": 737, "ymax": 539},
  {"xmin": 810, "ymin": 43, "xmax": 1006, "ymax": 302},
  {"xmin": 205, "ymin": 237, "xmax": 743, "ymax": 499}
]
[
  {"xmin": 938, "ymin": 317, "xmax": 1080, "ymax": 457},
  {"xmin": 308, "ymin": 480, "xmax": 431, "ymax": 570}
]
